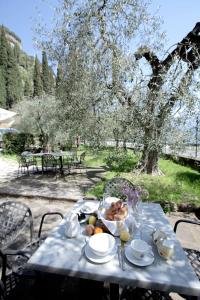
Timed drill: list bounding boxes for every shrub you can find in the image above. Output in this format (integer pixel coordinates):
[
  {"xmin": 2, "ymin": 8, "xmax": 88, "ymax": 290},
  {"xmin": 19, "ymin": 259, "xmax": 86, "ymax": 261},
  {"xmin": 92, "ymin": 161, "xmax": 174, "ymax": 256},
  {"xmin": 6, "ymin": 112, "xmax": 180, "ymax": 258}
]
[
  {"xmin": 104, "ymin": 150, "xmax": 136, "ymax": 172},
  {"xmin": 3, "ymin": 132, "xmax": 34, "ymax": 154}
]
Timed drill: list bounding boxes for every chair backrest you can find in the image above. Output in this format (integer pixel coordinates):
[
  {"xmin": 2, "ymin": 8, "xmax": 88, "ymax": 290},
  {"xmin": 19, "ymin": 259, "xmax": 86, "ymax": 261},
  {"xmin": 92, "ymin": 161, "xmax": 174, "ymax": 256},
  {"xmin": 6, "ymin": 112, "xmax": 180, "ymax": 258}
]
[
  {"xmin": 42, "ymin": 154, "xmax": 57, "ymax": 167},
  {"xmin": 104, "ymin": 177, "xmax": 149, "ymax": 200},
  {"xmin": 173, "ymin": 219, "xmax": 200, "ymax": 281},
  {"xmin": 104, "ymin": 177, "xmax": 136, "ymax": 199},
  {"xmin": 0, "ymin": 201, "xmax": 33, "ymax": 250},
  {"xmin": 18, "ymin": 155, "xmax": 28, "ymax": 167}
]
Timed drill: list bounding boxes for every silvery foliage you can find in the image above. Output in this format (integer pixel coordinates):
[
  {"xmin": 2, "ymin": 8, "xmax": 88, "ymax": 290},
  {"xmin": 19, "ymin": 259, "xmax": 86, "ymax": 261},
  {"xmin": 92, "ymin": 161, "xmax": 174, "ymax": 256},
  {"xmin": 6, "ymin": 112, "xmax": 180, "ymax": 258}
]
[
  {"xmin": 132, "ymin": 42, "xmax": 200, "ymax": 157},
  {"xmin": 34, "ymin": 0, "xmax": 163, "ymax": 146},
  {"xmin": 14, "ymin": 95, "xmax": 67, "ymax": 147}
]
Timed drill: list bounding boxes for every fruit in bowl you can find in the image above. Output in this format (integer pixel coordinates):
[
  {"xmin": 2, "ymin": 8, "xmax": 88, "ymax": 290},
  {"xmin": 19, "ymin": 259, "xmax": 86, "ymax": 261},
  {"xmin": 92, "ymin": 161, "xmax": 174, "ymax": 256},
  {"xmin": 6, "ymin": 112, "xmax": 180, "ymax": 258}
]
[
  {"xmin": 99, "ymin": 201, "xmax": 129, "ymax": 236},
  {"xmin": 105, "ymin": 200, "xmax": 128, "ymax": 221}
]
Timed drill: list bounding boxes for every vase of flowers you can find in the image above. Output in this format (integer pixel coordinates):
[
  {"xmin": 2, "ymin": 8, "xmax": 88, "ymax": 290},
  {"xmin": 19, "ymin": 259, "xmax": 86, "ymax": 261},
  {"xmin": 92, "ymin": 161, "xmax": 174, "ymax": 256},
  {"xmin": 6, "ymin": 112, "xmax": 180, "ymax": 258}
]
[
  {"xmin": 122, "ymin": 186, "xmax": 143, "ymax": 237},
  {"xmin": 122, "ymin": 187, "xmax": 141, "ymax": 212}
]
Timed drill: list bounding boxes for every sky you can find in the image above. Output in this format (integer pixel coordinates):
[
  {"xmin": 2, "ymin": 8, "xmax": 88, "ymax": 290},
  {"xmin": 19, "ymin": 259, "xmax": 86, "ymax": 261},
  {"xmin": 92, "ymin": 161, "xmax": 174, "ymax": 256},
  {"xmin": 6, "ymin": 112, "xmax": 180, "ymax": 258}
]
[{"xmin": 0, "ymin": 0, "xmax": 200, "ymax": 60}]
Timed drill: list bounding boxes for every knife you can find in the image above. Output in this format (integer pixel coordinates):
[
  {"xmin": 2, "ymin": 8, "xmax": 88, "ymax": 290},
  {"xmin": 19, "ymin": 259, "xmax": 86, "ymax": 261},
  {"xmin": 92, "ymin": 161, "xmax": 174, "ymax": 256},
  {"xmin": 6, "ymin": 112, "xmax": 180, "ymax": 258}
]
[
  {"xmin": 117, "ymin": 244, "xmax": 122, "ymax": 269},
  {"xmin": 121, "ymin": 241, "xmax": 126, "ymax": 271}
]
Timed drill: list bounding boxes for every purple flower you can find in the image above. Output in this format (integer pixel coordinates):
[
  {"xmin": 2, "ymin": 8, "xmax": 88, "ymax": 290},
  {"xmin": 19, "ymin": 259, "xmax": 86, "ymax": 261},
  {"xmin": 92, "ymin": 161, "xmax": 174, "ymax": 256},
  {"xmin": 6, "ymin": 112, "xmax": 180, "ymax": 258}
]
[{"xmin": 122, "ymin": 187, "xmax": 141, "ymax": 209}]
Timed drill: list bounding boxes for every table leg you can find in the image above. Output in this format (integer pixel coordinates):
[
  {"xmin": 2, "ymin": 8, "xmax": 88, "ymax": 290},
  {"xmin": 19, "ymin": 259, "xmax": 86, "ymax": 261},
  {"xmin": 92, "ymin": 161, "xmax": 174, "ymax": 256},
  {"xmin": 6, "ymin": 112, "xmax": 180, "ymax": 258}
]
[
  {"xmin": 110, "ymin": 283, "xmax": 119, "ymax": 300},
  {"xmin": 41, "ymin": 156, "xmax": 44, "ymax": 173},
  {"xmin": 59, "ymin": 156, "xmax": 64, "ymax": 175}
]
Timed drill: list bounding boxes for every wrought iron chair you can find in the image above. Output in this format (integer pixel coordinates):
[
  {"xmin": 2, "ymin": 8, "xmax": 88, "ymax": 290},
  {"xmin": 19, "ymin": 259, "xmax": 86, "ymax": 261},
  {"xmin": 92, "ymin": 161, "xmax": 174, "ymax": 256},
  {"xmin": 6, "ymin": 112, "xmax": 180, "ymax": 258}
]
[
  {"xmin": 42, "ymin": 154, "xmax": 59, "ymax": 174},
  {"xmin": 173, "ymin": 219, "xmax": 200, "ymax": 300},
  {"xmin": 72, "ymin": 152, "xmax": 86, "ymax": 167},
  {"xmin": 103, "ymin": 177, "xmax": 149, "ymax": 200},
  {"xmin": 17, "ymin": 154, "xmax": 38, "ymax": 176},
  {"xmin": 62, "ymin": 155, "xmax": 72, "ymax": 174},
  {"xmin": 71, "ymin": 152, "xmax": 86, "ymax": 173},
  {"xmin": 0, "ymin": 201, "xmax": 63, "ymax": 290}
]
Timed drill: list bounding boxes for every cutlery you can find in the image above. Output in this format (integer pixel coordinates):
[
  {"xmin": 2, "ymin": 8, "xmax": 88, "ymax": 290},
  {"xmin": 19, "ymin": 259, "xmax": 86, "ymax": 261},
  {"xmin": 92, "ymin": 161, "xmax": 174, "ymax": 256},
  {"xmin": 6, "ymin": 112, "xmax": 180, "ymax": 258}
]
[
  {"xmin": 117, "ymin": 244, "xmax": 122, "ymax": 269},
  {"xmin": 79, "ymin": 237, "xmax": 89, "ymax": 261},
  {"xmin": 120, "ymin": 241, "xmax": 126, "ymax": 271}
]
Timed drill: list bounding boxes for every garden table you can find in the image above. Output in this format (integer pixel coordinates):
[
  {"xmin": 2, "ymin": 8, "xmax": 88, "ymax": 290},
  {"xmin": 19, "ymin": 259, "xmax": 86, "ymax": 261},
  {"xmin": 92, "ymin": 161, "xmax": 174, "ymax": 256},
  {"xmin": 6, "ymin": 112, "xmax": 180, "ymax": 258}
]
[{"xmin": 26, "ymin": 200, "xmax": 200, "ymax": 299}]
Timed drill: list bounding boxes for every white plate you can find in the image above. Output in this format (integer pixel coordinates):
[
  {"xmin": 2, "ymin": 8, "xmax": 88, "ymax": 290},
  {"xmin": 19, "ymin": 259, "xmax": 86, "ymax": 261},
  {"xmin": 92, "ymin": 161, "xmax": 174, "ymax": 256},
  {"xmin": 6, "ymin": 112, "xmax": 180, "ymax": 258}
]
[
  {"xmin": 80, "ymin": 202, "xmax": 99, "ymax": 214},
  {"xmin": 125, "ymin": 245, "xmax": 154, "ymax": 267},
  {"xmin": 85, "ymin": 244, "xmax": 117, "ymax": 264}
]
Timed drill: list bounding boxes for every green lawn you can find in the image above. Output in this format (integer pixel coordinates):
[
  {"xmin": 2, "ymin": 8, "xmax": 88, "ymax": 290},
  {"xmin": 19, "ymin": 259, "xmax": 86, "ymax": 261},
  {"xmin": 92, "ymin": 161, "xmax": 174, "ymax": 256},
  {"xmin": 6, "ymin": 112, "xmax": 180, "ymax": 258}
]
[{"xmin": 85, "ymin": 149, "xmax": 200, "ymax": 206}]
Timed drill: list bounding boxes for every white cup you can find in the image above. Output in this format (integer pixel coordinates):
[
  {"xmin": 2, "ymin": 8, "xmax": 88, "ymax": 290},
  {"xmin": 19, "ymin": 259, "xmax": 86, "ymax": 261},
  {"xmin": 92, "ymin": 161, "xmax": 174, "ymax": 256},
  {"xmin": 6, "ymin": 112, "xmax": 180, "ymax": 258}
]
[{"xmin": 131, "ymin": 239, "xmax": 152, "ymax": 259}]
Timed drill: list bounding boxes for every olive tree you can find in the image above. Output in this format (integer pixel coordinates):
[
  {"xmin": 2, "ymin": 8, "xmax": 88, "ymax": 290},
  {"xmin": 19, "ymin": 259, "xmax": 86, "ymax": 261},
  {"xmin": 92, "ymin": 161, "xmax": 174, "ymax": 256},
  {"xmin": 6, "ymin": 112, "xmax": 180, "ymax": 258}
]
[
  {"xmin": 15, "ymin": 95, "xmax": 61, "ymax": 150},
  {"xmin": 35, "ymin": 0, "xmax": 162, "ymax": 149},
  {"xmin": 133, "ymin": 23, "xmax": 200, "ymax": 173}
]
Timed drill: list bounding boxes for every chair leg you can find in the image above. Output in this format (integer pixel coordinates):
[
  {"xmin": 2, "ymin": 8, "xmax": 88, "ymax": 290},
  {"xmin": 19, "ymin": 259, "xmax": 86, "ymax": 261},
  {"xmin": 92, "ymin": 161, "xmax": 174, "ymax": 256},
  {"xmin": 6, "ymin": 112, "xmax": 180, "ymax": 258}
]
[{"xmin": 17, "ymin": 166, "xmax": 20, "ymax": 177}]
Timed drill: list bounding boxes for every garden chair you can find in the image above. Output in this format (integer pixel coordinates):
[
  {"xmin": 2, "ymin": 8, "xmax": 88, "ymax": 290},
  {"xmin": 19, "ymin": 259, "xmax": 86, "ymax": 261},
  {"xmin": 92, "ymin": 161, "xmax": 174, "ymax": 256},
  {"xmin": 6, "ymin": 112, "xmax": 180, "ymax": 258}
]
[
  {"xmin": 62, "ymin": 155, "xmax": 72, "ymax": 174},
  {"xmin": 42, "ymin": 154, "xmax": 59, "ymax": 174},
  {"xmin": 103, "ymin": 177, "xmax": 149, "ymax": 200},
  {"xmin": 173, "ymin": 218, "xmax": 200, "ymax": 300},
  {"xmin": 72, "ymin": 152, "xmax": 86, "ymax": 172},
  {"xmin": 0, "ymin": 201, "xmax": 63, "ymax": 291},
  {"xmin": 17, "ymin": 154, "xmax": 38, "ymax": 176}
]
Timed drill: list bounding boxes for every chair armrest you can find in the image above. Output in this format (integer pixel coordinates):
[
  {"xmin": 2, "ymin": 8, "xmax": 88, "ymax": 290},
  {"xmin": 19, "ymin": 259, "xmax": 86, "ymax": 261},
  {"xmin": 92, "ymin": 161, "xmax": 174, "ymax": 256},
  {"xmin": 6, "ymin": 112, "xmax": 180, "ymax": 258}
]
[
  {"xmin": 38, "ymin": 212, "xmax": 63, "ymax": 239},
  {"xmin": 0, "ymin": 249, "xmax": 30, "ymax": 283},
  {"xmin": 174, "ymin": 219, "xmax": 200, "ymax": 233},
  {"xmin": 0, "ymin": 249, "xmax": 30, "ymax": 257}
]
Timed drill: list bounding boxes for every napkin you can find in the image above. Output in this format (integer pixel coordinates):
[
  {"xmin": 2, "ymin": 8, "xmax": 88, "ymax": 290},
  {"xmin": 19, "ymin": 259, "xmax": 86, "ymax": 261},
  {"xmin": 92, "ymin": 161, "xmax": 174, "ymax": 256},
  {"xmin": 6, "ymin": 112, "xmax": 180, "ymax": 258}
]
[{"xmin": 65, "ymin": 213, "xmax": 80, "ymax": 238}]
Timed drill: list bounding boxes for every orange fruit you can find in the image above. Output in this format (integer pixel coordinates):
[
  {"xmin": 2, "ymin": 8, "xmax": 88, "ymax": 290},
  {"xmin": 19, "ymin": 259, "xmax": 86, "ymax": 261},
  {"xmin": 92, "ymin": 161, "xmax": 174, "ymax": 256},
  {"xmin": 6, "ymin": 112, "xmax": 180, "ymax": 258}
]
[{"xmin": 94, "ymin": 227, "xmax": 103, "ymax": 234}]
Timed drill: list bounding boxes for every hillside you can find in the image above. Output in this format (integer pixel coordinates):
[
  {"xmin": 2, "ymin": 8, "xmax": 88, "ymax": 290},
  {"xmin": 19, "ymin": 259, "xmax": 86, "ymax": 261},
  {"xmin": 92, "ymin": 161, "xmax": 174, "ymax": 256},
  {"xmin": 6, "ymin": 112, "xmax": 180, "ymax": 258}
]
[{"xmin": 0, "ymin": 25, "xmax": 54, "ymax": 109}]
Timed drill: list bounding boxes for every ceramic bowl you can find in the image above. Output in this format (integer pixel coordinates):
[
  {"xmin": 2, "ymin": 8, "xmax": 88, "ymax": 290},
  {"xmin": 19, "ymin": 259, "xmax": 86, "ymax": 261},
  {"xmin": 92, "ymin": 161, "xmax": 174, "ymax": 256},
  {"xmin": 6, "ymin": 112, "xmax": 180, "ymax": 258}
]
[
  {"xmin": 88, "ymin": 233, "xmax": 115, "ymax": 257},
  {"xmin": 98, "ymin": 209, "xmax": 129, "ymax": 236}
]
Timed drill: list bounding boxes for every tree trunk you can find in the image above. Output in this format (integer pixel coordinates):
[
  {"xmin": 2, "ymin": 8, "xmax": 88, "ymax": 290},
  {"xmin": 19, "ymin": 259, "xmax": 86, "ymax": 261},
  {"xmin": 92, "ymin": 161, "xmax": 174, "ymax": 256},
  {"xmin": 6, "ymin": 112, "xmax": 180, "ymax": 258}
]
[
  {"xmin": 141, "ymin": 148, "xmax": 159, "ymax": 174},
  {"xmin": 134, "ymin": 23, "xmax": 200, "ymax": 175},
  {"xmin": 123, "ymin": 140, "xmax": 127, "ymax": 151},
  {"xmin": 115, "ymin": 139, "xmax": 119, "ymax": 149},
  {"xmin": 138, "ymin": 128, "xmax": 162, "ymax": 175}
]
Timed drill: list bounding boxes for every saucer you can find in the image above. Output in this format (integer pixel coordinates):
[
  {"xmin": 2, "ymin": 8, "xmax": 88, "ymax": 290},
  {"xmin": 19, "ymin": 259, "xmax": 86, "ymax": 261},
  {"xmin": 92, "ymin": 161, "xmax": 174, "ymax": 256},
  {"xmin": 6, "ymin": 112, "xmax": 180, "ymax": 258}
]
[
  {"xmin": 80, "ymin": 202, "xmax": 99, "ymax": 214},
  {"xmin": 85, "ymin": 244, "xmax": 117, "ymax": 264},
  {"xmin": 125, "ymin": 245, "xmax": 154, "ymax": 267}
]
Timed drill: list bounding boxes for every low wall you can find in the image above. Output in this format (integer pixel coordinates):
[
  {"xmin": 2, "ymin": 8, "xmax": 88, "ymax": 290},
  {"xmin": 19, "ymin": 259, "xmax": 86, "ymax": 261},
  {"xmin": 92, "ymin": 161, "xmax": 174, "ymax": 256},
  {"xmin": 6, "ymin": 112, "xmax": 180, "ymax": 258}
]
[{"xmin": 163, "ymin": 153, "xmax": 200, "ymax": 172}]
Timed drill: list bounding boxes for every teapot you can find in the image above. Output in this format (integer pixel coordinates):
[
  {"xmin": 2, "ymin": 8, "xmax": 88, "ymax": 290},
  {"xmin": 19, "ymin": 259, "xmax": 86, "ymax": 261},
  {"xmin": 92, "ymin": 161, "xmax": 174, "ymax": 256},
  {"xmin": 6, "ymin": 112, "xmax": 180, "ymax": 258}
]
[{"xmin": 65, "ymin": 213, "xmax": 80, "ymax": 238}]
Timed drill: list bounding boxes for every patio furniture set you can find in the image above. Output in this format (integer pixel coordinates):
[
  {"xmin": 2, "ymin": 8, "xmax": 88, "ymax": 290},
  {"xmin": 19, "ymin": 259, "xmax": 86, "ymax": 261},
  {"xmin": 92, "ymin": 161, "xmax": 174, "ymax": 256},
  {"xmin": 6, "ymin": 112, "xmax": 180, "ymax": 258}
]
[
  {"xmin": 0, "ymin": 177, "xmax": 200, "ymax": 300},
  {"xmin": 17, "ymin": 151, "xmax": 86, "ymax": 176}
]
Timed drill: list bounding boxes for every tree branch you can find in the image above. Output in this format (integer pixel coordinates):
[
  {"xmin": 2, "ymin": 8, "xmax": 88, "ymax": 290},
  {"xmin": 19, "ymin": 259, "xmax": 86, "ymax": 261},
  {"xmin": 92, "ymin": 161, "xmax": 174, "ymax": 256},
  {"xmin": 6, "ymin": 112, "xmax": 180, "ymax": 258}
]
[
  {"xmin": 163, "ymin": 22, "xmax": 200, "ymax": 68},
  {"xmin": 98, "ymin": 0, "xmax": 108, "ymax": 13},
  {"xmin": 135, "ymin": 23, "xmax": 200, "ymax": 90},
  {"xmin": 135, "ymin": 46, "xmax": 161, "ymax": 70}
]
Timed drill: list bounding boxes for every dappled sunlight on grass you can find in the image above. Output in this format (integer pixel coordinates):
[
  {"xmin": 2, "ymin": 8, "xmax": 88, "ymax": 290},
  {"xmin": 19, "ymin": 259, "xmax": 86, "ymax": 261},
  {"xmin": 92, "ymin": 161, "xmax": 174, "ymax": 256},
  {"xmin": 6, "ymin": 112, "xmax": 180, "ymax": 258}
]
[
  {"xmin": 86, "ymin": 153, "xmax": 200, "ymax": 205},
  {"xmin": 1, "ymin": 153, "xmax": 17, "ymax": 161}
]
